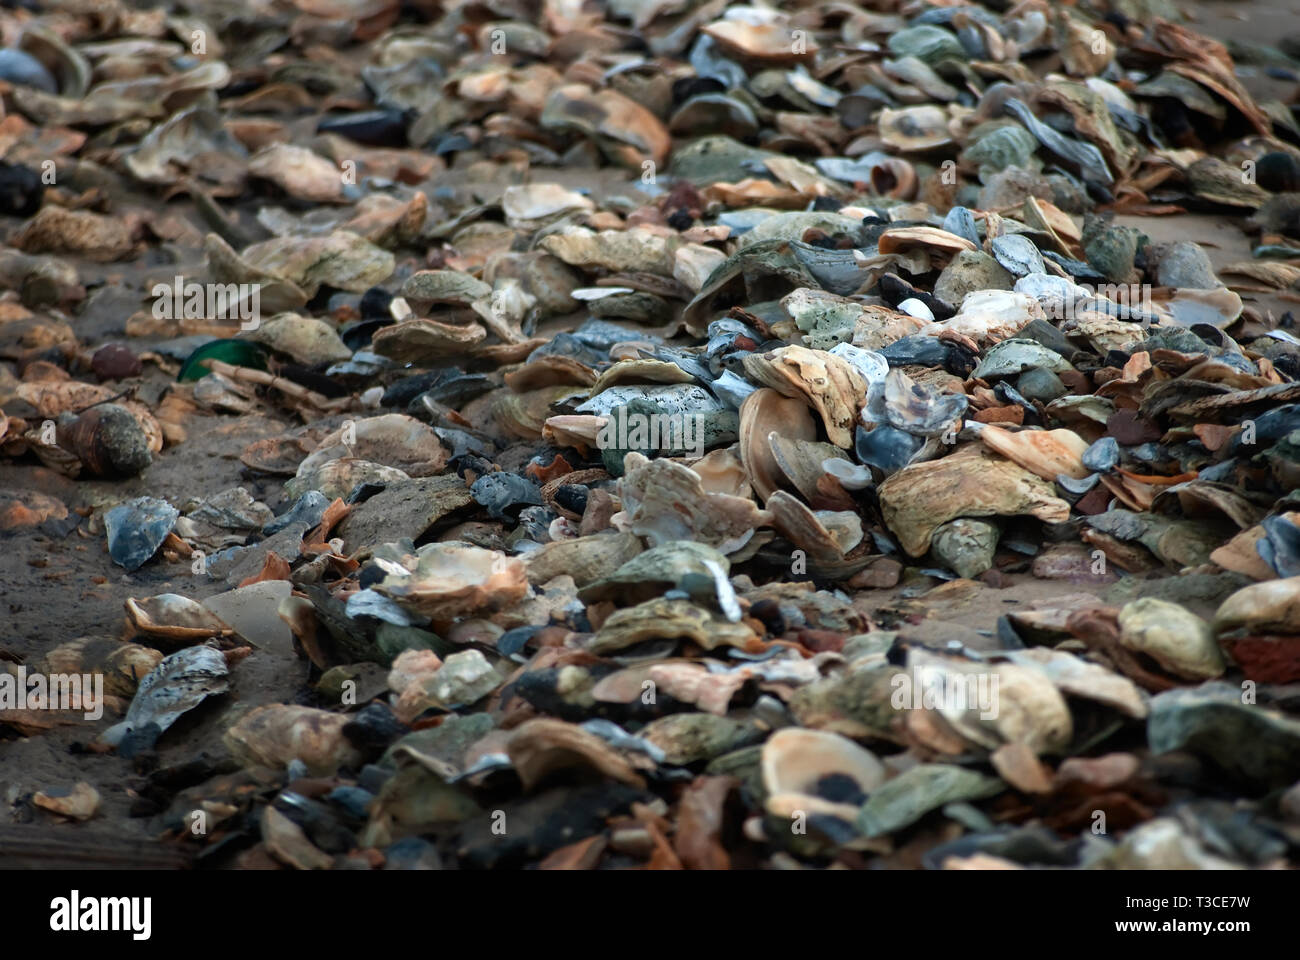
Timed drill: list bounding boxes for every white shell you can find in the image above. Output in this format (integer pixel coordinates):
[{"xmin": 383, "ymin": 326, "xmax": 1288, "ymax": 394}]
[
  {"xmin": 897, "ymin": 297, "xmax": 935, "ymax": 321},
  {"xmin": 824, "ymin": 457, "xmax": 874, "ymax": 490}
]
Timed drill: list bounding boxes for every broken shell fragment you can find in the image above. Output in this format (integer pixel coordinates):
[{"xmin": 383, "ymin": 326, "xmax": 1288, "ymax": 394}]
[
  {"xmin": 877, "ymin": 226, "xmax": 976, "ymax": 258},
  {"xmin": 1148, "ymin": 684, "xmax": 1300, "ymax": 788},
  {"xmin": 976, "ymin": 424, "xmax": 1089, "ymax": 481},
  {"xmin": 399, "ymin": 270, "xmax": 492, "ymax": 310},
  {"xmin": 907, "ymin": 652, "xmax": 1074, "ymax": 755},
  {"xmin": 100, "ymin": 646, "xmax": 229, "ymax": 750},
  {"xmin": 502, "ymin": 184, "xmax": 595, "ymax": 228},
  {"xmin": 284, "ymin": 459, "xmax": 410, "ymax": 501},
  {"xmin": 689, "ymin": 446, "xmax": 752, "ymax": 499},
  {"xmin": 541, "ymin": 84, "xmax": 671, "ymax": 168},
  {"xmin": 973, "ymin": 338, "xmax": 1073, "ymax": 380},
  {"xmin": 931, "ymin": 519, "xmax": 1000, "ymax": 579},
  {"xmin": 579, "ymin": 541, "xmax": 735, "ymax": 609},
  {"xmin": 104, "ymin": 497, "xmax": 179, "ymax": 572},
  {"xmin": 640, "ymin": 713, "xmax": 756, "ymax": 765},
  {"xmin": 296, "ymin": 414, "xmax": 447, "ymax": 479},
  {"xmin": 930, "ymin": 290, "xmax": 1042, "ymax": 344},
  {"xmin": 523, "ymin": 532, "xmax": 643, "ymax": 588},
  {"xmin": 879, "ymin": 106, "xmax": 954, "ymax": 151},
  {"xmin": 703, "ymin": 17, "xmax": 816, "ymax": 64},
  {"xmin": 767, "ymin": 434, "xmax": 844, "ymax": 503},
  {"xmin": 13, "ymin": 207, "xmax": 136, "ymax": 262},
  {"xmin": 766, "ymin": 491, "xmax": 863, "ymax": 563},
  {"xmin": 39, "ymin": 637, "xmax": 163, "ymax": 700},
  {"xmin": 249, "ymin": 144, "xmax": 356, "ymax": 204},
  {"xmin": 245, "ymin": 313, "xmax": 352, "ymax": 365},
  {"xmin": 397, "ymin": 650, "xmax": 501, "ymax": 714},
  {"xmin": 882, "ymin": 368, "xmax": 967, "ymax": 437},
  {"xmin": 34, "ymin": 783, "xmax": 100, "ymax": 822},
  {"xmin": 990, "ymin": 234, "xmax": 1046, "ymax": 277},
  {"xmin": 618, "ymin": 453, "xmax": 770, "ymax": 551},
  {"xmin": 858, "ymin": 764, "xmax": 1003, "ymax": 837},
  {"xmin": 856, "ymin": 424, "xmax": 925, "ymax": 475},
  {"xmin": 506, "ymin": 718, "xmax": 646, "ymax": 791}
]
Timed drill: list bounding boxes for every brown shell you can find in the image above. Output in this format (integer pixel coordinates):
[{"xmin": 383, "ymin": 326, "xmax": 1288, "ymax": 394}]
[
  {"xmin": 506, "ymin": 717, "xmax": 647, "ymax": 790},
  {"xmin": 766, "ymin": 491, "xmax": 863, "ymax": 562},
  {"xmin": 56, "ymin": 403, "xmax": 153, "ymax": 477},
  {"xmin": 739, "ymin": 388, "xmax": 817, "ymax": 503},
  {"xmin": 125, "ymin": 594, "xmax": 236, "ymax": 647},
  {"xmin": 877, "ymin": 226, "xmax": 977, "ymax": 256},
  {"xmin": 741, "ymin": 345, "xmax": 867, "ymax": 448},
  {"xmin": 977, "ymin": 424, "xmax": 1089, "ymax": 481},
  {"xmin": 523, "ymin": 531, "xmax": 643, "ymax": 587},
  {"xmin": 41, "ymin": 636, "xmax": 163, "ymax": 698},
  {"xmin": 241, "ymin": 434, "xmax": 311, "ymax": 474},
  {"xmin": 370, "ymin": 317, "xmax": 487, "ymax": 364}
]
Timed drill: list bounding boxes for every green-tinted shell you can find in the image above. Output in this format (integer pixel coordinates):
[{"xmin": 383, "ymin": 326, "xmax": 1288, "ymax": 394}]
[
  {"xmin": 887, "ymin": 25, "xmax": 965, "ymax": 65},
  {"xmin": 963, "ymin": 123, "xmax": 1040, "ymax": 180}
]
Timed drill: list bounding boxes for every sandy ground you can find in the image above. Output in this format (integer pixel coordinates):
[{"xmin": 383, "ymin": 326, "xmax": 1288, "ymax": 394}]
[{"xmin": 1, "ymin": 2, "xmax": 1298, "ymax": 860}]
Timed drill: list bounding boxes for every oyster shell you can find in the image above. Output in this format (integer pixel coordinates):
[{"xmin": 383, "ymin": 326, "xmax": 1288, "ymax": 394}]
[
  {"xmin": 125, "ymin": 594, "xmax": 236, "ymax": 646},
  {"xmin": 617, "ymin": 452, "xmax": 770, "ymax": 551},
  {"xmin": 878, "ymin": 445, "xmax": 1070, "ymax": 556},
  {"xmin": 739, "ymin": 387, "xmax": 817, "ymax": 502},
  {"xmin": 372, "ymin": 541, "xmax": 528, "ymax": 620},
  {"xmin": 766, "ymin": 491, "xmax": 863, "ymax": 563},
  {"xmin": 523, "ymin": 532, "xmax": 643, "ymax": 587},
  {"xmin": 104, "ymin": 497, "xmax": 179, "ymax": 572},
  {"xmin": 1118, "ymin": 598, "xmax": 1225, "ymax": 681},
  {"xmin": 879, "ymin": 105, "xmax": 955, "ymax": 151},
  {"xmin": 224, "ymin": 704, "xmax": 363, "ymax": 776},
  {"xmin": 762, "ymin": 728, "xmax": 885, "ymax": 821},
  {"xmin": 296, "ymin": 414, "xmax": 447, "ymax": 479},
  {"xmin": 506, "ymin": 718, "xmax": 647, "ymax": 790},
  {"xmin": 1214, "ymin": 577, "xmax": 1300, "ymax": 635},
  {"xmin": 975, "ymin": 423, "xmax": 1089, "ymax": 480},
  {"xmin": 742, "ymin": 345, "xmax": 866, "ymax": 448},
  {"xmin": 588, "ymin": 598, "xmax": 759, "ymax": 654}
]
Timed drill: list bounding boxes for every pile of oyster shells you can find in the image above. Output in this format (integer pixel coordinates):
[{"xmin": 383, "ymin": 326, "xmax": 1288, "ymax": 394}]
[{"xmin": 4, "ymin": 0, "xmax": 1300, "ymax": 868}]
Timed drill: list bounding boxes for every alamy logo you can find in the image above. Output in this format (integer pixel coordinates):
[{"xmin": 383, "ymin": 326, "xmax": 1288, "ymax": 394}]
[
  {"xmin": 152, "ymin": 276, "xmax": 261, "ymax": 331},
  {"xmin": 596, "ymin": 407, "xmax": 706, "ymax": 459},
  {"xmin": 0, "ymin": 668, "xmax": 103, "ymax": 720},
  {"xmin": 889, "ymin": 667, "xmax": 1000, "ymax": 720},
  {"xmin": 50, "ymin": 891, "xmax": 151, "ymax": 940}
]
